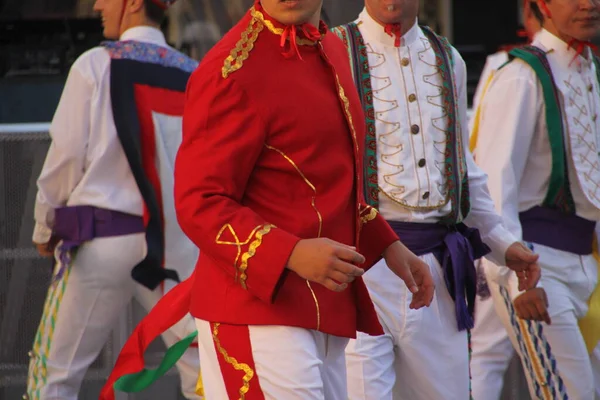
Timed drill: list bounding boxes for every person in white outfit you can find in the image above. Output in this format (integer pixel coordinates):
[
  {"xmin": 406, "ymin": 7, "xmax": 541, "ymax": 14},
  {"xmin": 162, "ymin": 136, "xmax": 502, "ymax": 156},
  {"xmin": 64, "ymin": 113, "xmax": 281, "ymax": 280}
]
[
  {"xmin": 472, "ymin": 0, "xmax": 600, "ymax": 398},
  {"xmin": 27, "ymin": 0, "xmax": 202, "ymax": 399},
  {"xmin": 469, "ymin": 2, "xmax": 543, "ymax": 399},
  {"xmin": 333, "ymin": 0, "xmax": 544, "ymax": 399}
]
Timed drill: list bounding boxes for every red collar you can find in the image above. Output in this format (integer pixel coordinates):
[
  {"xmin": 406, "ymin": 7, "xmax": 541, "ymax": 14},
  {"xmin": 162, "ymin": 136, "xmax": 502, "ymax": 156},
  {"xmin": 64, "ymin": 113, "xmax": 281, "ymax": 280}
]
[
  {"xmin": 253, "ymin": 1, "xmax": 327, "ymax": 60},
  {"xmin": 384, "ymin": 23, "xmax": 402, "ymax": 47},
  {"xmin": 568, "ymin": 38, "xmax": 597, "ymax": 65}
]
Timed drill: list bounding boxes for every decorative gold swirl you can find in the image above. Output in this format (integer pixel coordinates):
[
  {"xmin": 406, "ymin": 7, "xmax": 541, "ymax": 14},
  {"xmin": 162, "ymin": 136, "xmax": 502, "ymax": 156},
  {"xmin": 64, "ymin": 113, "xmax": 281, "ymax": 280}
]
[{"xmin": 212, "ymin": 323, "xmax": 255, "ymax": 399}]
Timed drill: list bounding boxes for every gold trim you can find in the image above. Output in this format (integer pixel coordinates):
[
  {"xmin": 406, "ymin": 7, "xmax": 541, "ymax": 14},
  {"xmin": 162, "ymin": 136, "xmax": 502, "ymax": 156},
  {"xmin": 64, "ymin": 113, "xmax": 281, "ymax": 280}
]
[
  {"xmin": 379, "ymin": 187, "xmax": 449, "ymax": 211},
  {"xmin": 212, "ymin": 323, "xmax": 254, "ymax": 399},
  {"xmin": 264, "ymin": 144, "xmax": 322, "ymax": 330},
  {"xmin": 238, "ymin": 225, "xmax": 274, "ymax": 289},
  {"xmin": 222, "ymin": 12, "xmax": 264, "ymax": 79},
  {"xmin": 360, "ymin": 206, "xmax": 378, "ymax": 225},
  {"xmin": 265, "ymin": 145, "xmax": 323, "ymax": 237},
  {"xmin": 306, "ymin": 281, "xmax": 321, "ymax": 330},
  {"xmin": 216, "ymin": 224, "xmax": 274, "ymax": 287},
  {"xmin": 250, "ymin": 6, "xmax": 321, "ymax": 46}
]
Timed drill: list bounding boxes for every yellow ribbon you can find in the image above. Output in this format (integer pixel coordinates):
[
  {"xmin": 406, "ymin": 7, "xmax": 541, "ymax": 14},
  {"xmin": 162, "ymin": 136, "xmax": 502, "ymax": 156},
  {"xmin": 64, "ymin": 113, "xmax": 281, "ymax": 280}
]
[
  {"xmin": 196, "ymin": 373, "xmax": 204, "ymax": 397},
  {"xmin": 469, "ymin": 72, "xmax": 495, "ymax": 153},
  {"xmin": 579, "ymin": 236, "xmax": 600, "ymax": 353}
]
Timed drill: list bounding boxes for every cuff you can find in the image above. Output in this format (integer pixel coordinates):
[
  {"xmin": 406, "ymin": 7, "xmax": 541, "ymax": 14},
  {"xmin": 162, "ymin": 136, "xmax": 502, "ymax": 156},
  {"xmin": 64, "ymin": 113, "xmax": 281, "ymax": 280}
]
[
  {"xmin": 359, "ymin": 212, "xmax": 399, "ymax": 271},
  {"xmin": 243, "ymin": 226, "xmax": 301, "ymax": 304},
  {"xmin": 33, "ymin": 222, "xmax": 53, "ymax": 244},
  {"xmin": 482, "ymin": 224, "xmax": 519, "ymax": 266}
]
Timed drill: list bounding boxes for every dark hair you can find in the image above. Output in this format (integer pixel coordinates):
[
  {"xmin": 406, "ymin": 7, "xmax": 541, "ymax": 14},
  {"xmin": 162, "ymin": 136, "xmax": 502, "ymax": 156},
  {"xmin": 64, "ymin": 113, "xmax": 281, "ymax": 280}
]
[
  {"xmin": 144, "ymin": 0, "xmax": 166, "ymax": 25},
  {"xmin": 530, "ymin": 1, "xmax": 544, "ymax": 25}
]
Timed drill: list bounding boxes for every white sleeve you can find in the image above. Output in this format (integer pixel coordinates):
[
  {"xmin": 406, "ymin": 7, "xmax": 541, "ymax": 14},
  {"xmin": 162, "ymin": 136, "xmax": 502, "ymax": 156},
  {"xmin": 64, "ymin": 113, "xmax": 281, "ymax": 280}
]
[
  {"xmin": 473, "ymin": 61, "xmax": 541, "ymax": 286},
  {"xmin": 33, "ymin": 62, "xmax": 95, "ymax": 244},
  {"xmin": 451, "ymin": 49, "xmax": 518, "ymax": 266}
]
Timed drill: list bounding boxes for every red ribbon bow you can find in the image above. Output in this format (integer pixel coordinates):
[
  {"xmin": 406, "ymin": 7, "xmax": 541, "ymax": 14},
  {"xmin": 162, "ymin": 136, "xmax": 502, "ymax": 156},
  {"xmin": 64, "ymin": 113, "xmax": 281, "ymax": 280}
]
[
  {"xmin": 280, "ymin": 23, "xmax": 322, "ymax": 60},
  {"xmin": 384, "ymin": 23, "xmax": 402, "ymax": 47},
  {"xmin": 568, "ymin": 38, "xmax": 598, "ymax": 65}
]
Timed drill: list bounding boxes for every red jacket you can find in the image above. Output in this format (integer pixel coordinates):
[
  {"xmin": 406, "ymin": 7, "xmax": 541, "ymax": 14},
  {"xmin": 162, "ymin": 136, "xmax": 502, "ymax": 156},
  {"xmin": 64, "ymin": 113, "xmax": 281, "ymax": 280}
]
[
  {"xmin": 100, "ymin": 5, "xmax": 398, "ymax": 398},
  {"xmin": 176, "ymin": 4, "xmax": 398, "ymax": 338}
]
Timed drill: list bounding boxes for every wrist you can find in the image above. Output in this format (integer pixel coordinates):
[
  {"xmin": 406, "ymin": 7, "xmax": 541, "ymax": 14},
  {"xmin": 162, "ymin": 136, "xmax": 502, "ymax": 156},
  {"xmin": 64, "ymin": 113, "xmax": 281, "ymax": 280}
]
[{"xmin": 383, "ymin": 240, "xmax": 401, "ymax": 258}]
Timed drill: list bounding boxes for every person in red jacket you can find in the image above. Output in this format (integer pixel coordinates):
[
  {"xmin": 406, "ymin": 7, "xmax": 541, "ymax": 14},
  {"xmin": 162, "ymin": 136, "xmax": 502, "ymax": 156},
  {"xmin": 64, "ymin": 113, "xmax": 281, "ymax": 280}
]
[{"xmin": 100, "ymin": 1, "xmax": 538, "ymax": 399}]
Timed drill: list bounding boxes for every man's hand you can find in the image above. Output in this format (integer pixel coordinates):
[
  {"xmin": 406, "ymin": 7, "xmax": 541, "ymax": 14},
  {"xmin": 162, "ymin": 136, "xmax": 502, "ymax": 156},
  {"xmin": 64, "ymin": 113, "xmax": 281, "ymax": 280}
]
[
  {"xmin": 514, "ymin": 288, "xmax": 551, "ymax": 324},
  {"xmin": 383, "ymin": 241, "xmax": 435, "ymax": 309},
  {"xmin": 287, "ymin": 238, "xmax": 366, "ymax": 292},
  {"xmin": 34, "ymin": 237, "xmax": 58, "ymax": 258},
  {"xmin": 505, "ymin": 242, "xmax": 541, "ymax": 291}
]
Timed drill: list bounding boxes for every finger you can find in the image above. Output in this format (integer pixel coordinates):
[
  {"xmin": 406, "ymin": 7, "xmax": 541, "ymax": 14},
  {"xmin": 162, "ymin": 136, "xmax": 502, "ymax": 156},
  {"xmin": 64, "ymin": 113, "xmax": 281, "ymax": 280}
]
[
  {"xmin": 528, "ymin": 266, "xmax": 542, "ymax": 287},
  {"xmin": 410, "ymin": 289, "xmax": 433, "ymax": 309},
  {"xmin": 535, "ymin": 302, "xmax": 551, "ymax": 325},
  {"xmin": 515, "ymin": 303, "xmax": 531, "ymax": 320},
  {"xmin": 328, "ymin": 239, "xmax": 358, "ymax": 251},
  {"xmin": 526, "ymin": 302, "xmax": 542, "ymax": 321},
  {"xmin": 334, "ymin": 246, "xmax": 366, "ymax": 265},
  {"xmin": 423, "ymin": 283, "xmax": 435, "ymax": 306},
  {"xmin": 329, "ymin": 270, "xmax": 356, "ymax": 284},
  {"xmin": 322, "ymin": 279, "xmax": 348, "ymax": 292},
  {"xmin": 514, "ymin": 303, "xmax": 526, "ymax": 319},
  {"xmin": 332, "ymin": 259, "xmax": 365, "ymax": 276},
  {"xmin": 409, "ymin": 297, "xmax": 426, "ymax": 310},
  {"xmin": 395, "ymin": 262, "xmax": 419, "ymax": 294},
  {"xmin": 542, "ymin": 290, "xmax": 549, "ymax": 308}
]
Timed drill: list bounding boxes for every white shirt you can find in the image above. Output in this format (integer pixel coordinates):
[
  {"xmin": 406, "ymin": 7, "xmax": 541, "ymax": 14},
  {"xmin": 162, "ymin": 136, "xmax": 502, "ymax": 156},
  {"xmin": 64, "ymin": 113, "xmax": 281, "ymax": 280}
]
[
  {"xmin": 356, "ymin": 9, "xmax": 516, "ymax": 263},
  {"xmin": 33, "ymin": 27, "xmax": 169, "ymax": 244},
  {"xmin": 475, "ymin": 28, "xmax": 600, "ymax": 245}
]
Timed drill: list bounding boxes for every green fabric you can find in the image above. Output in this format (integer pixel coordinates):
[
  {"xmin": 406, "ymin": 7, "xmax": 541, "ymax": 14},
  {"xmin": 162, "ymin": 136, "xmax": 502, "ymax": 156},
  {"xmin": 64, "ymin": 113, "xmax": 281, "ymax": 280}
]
[
  {"xmin": 331, "ymin": 23, "xmax": 380, "ymax": 208},
  {"xmin": 113, "ymin": 331, "xmax": 197, "ymax": 393},
  {"xmin": 509, "ymin": 47, "xmax": 568, "ymax": 211},
  {"xmin": 421, "ymin": 25, "xmax": 470, "ymax": 224}
]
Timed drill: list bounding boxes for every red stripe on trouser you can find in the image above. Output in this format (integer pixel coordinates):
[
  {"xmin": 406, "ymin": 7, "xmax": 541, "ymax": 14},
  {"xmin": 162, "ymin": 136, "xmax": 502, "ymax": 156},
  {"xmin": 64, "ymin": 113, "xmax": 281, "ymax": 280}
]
[{"xmin": 210, "ymin": 322, "xmax": 265, "ymax": 400}]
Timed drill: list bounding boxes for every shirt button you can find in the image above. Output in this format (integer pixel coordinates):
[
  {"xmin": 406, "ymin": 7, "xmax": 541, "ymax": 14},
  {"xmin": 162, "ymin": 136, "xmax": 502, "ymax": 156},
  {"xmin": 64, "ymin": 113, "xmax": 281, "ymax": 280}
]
[
  {"xmin": 588, "ymin": 84, "xmax": 594, "ymax": 92},
  {"xmin": 401, "ymin": 57, "xmax": 410, "ymax": 67},
  {"xmin": 408, "ymin": 93, "xmax": 417, "ymax": 102},
  {"xmin": 422, "ymin": 191, "xmax": 430, "ymax": 200},
  {"xmin": 593, "ymin": 114, "xmax": 598, "ymax": 122},
  {"xmin": 411, "ymin": 124, "xmax": 420, "ymax": 134},
  {"xmin": 418, "ymin": 159, "xmax": 426, "ymax": 168}
]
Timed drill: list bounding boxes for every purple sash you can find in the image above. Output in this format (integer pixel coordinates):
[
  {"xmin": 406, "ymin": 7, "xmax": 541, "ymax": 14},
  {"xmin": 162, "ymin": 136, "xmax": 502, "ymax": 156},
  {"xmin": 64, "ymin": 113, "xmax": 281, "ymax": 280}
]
[
  {"xmin": 519, "ymin": 206, "xmax": 595, "ymax": 255},
  {"xmin": 51, "ymin": 206, "xmax": 144, "ymax": 281},
  {"xmin": 387, "ymin": 221, "xmax": 491, "ymax": 331}
]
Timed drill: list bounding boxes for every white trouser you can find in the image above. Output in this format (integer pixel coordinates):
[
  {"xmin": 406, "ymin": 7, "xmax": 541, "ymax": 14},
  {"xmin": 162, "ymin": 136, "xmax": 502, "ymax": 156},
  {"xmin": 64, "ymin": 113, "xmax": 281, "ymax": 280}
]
[
  {"xmin": 195, "ymin": 318, "xmax": 349, "ymax": 399},
  {"xmin": 26, "ymin": 233, "xmax": 200, "ymax": 400},
  {"xmin": 345, "ymin": 254, "xmax": 469, "ymax": 400},
  {"xmin": 471, "ymin": 263, "xmax": 515, "ymax": 400},
  {"xmin": 485, "ymin": 243, "xmax": 600, "ymax": 400}
]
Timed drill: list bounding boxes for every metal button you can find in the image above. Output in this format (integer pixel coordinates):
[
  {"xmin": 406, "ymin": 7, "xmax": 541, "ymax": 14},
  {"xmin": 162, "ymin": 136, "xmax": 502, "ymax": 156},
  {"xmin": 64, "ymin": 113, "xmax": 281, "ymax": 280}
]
[
  {"xmin": 22, "ymin": 395, "xmax": 29, "ymax": 400},
  {"xmin": 408, "ymin": 93, "xmax": 417, "ymax": 102},
  {"xmin": 411, "ymin": 125, "xmax": 420, "ymax": 134},
  {"xmin": 422, "ymin": 191, "xmax": 430, "ymax": 200},
  {"xmin": 28, "ymin": 351, "xmax": 33, "ymax": 358},
  {"xmin": 418, "ymin": 159, "xmax": 426, "ymax": 168},
  {"xmin": 401, "ymin": 57, "xmax": 409, "ymax": 67},
  {"xmin": 589, "ymin": 84, "xmax": 594, "ymax": 92}
]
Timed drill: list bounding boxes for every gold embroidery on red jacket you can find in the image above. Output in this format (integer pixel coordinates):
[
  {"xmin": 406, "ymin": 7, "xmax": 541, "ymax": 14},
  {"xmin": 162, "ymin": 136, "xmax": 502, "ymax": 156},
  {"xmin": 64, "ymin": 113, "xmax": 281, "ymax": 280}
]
[
  {"xmin": 212, "ymin": 323, "xmax": 255, "ymax": 399},
  {"xmin": 215, "ymin": 223, "xmax": 274, "ymax": 288},
  {"xmin": 222, "ymin": 9, "xmax": 264, "ymax": 79},
  {"xmin": 359, "ymin": 205, "xmax": 378, "ymax": 225}
]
